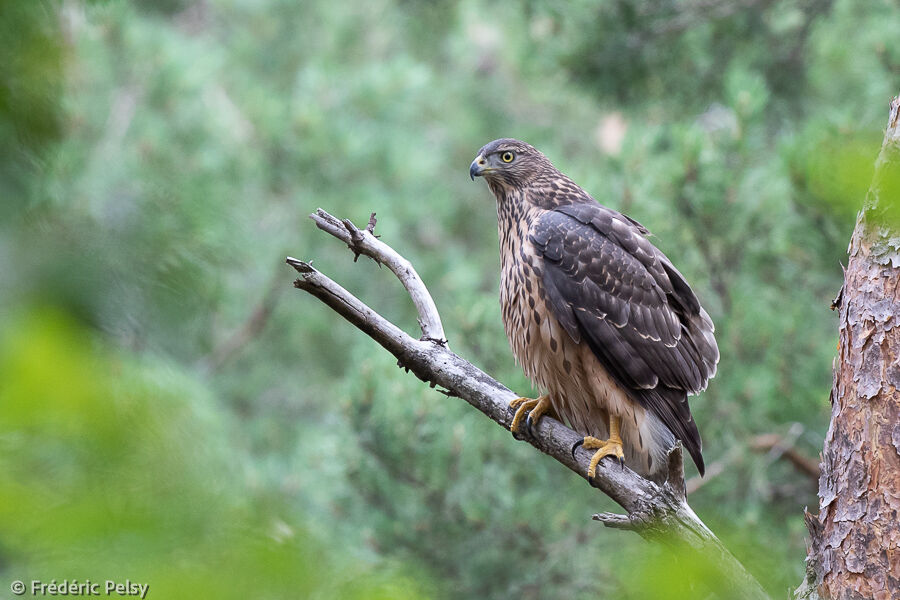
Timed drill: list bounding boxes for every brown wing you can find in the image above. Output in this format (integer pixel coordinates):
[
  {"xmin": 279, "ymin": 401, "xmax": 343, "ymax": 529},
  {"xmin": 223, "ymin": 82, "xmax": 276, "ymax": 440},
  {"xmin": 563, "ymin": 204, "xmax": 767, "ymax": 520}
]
[{"xmin": 530, "ymin": 202, "xmax": 718, "ymax": 474}]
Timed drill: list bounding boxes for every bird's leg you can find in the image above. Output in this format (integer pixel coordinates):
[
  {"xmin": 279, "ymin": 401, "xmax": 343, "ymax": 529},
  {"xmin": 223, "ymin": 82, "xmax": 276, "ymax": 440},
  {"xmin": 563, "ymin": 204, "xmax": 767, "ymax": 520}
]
[
  {"xmin": 571, "ymin": 415, "xmax": 626, "ymax": 478},
  {"xmin": 509, "ymin": 395, "xmax": 550, "ymax": 435}
]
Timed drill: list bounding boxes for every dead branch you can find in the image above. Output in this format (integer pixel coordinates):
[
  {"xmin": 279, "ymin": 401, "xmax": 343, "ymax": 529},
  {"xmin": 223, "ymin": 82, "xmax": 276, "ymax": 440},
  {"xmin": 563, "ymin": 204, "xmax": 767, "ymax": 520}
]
[
  {"xmin": 288, "ymin": 209, "xmax": 771, "ymax": 600},
  {"xmin": 309, "ymin": 208, "xmax": 445, "ymax": 342}
]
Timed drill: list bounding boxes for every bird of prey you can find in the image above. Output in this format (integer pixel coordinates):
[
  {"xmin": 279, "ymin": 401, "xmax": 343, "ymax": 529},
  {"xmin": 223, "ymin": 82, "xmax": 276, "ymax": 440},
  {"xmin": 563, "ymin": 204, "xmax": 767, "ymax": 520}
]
[{"xmin": 469, "ymin": 139, "xmax": 718, "ymax": 482}]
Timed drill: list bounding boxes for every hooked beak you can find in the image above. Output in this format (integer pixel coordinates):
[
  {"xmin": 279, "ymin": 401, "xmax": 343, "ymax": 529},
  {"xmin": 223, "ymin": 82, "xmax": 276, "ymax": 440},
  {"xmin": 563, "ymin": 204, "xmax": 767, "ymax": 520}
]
[{"xmin": 469, "ymin": 154, "xmax": 489, "ymax": 180}]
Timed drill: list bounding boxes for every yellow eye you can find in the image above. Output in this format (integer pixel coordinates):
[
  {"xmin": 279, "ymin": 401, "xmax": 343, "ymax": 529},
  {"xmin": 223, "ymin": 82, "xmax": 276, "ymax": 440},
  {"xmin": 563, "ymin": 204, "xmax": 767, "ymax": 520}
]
[{"xmin": 500, "ymin": 151, "xmax": 515, "ymax": 163}]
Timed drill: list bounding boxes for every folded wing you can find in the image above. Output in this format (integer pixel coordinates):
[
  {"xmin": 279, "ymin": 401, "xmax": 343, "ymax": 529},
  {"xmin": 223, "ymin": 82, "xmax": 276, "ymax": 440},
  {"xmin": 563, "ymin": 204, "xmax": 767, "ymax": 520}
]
[{"xmin": 530, "ymin": 203, "xmax": 719, "ymax": 474}]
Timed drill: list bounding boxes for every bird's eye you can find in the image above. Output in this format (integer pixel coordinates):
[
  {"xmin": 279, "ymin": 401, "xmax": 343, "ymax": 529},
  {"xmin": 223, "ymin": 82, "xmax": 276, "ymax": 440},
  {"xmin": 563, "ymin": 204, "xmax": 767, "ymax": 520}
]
[{"xmin": 500, "ymin": 151, "xmax": 515, "ymax": 163}]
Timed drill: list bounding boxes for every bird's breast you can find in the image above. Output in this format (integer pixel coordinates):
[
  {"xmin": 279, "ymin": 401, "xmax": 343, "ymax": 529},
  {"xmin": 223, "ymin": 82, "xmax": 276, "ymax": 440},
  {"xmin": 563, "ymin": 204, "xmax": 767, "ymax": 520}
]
[
  {"xmin": 496, "ymin": 199, "xmax": 581, "ymax": 394},
  {"xmin": 499, "ymin": 233, "xmax": 569, "ymax": 388}
]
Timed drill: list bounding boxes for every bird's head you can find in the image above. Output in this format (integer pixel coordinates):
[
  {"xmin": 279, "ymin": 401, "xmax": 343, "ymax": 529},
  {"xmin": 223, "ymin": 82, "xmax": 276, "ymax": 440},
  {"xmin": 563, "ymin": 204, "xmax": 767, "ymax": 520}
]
[{"xmin": 469, "ymin": 138, "xmax": 552, "ymax": 189}]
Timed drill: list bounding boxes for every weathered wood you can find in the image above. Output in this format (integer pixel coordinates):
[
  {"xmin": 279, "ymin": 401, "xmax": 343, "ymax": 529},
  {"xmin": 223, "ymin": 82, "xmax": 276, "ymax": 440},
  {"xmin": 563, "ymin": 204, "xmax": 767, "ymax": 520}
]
[
  {"xmin": 308, "ymin": 208, "xmax": 445, "ymax": 342},
  {"xmin": 288, "ymin": 209, "xmax": 771, "ymax": 600},
  {"xmin": 797, "ymin": 96, "xmax": 900, "ymax": 600}
]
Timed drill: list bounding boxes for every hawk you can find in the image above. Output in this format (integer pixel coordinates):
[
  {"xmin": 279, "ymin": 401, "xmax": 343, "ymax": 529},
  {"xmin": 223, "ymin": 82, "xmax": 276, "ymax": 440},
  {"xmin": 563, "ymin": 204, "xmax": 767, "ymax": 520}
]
[{"xmin": 469, "ymin": 138, "xmax": 718, "ymax": 482}]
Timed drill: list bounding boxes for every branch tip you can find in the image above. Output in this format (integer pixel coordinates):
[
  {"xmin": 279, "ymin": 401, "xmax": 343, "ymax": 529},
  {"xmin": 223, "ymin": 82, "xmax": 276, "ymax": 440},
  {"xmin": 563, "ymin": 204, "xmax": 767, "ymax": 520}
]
[
  {"xmin": 303, "ymin": 208, "xmax": 445, "ymax": 341},
  {"xmin": 592, "ymin": 512, "xmax": 637, "ymax": 531},
  {"xmin": 341, "ymin": 218, "xmax": 364, "ymax": 242},
  {"xmin": 286, "ymin": 256, "xmax": 314, "ymax": 274}
]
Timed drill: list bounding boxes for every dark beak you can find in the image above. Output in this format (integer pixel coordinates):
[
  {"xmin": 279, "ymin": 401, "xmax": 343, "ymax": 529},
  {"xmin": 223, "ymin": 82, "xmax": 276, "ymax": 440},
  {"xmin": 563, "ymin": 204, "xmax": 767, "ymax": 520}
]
[{"xmin": 469, "ymin": 155, "xmax": 487, "ymax": 180}]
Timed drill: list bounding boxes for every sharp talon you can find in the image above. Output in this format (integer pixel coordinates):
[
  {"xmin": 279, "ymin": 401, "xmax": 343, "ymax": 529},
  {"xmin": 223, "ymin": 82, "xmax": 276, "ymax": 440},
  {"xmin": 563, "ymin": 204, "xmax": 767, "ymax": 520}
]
[
  {"xmin": 619, "ymin": 456, "xmax": 625, "ymax": 470},
  {"xmin": 508, "ymin": 395, "xmax": 548, "ymax": 437},
  {"xmin": 571, "ymin": 438, "xmax": 584, "ymax": 459}
]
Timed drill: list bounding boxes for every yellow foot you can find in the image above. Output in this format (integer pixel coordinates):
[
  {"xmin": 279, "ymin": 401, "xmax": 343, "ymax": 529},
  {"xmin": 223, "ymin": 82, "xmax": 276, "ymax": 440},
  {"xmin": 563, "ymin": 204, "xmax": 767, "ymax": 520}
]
[
  {"xmin": 571, "ymin": 435, "xmax": 626, "ymax": 478},
  {"xmin": 509, "ymin": 395, "xmax": 550, "ymax": 435}
]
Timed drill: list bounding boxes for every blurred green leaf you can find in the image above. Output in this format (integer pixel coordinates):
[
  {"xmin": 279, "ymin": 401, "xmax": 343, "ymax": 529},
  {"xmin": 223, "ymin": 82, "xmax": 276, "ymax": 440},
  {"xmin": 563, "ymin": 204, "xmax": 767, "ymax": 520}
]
[
  {"xmin": 0, "ymin": 310, "xmax": 427, "ymax": 599},
  {"xmin": 4, "ymin": 0, "xmax": 897, "ymax": 597}
]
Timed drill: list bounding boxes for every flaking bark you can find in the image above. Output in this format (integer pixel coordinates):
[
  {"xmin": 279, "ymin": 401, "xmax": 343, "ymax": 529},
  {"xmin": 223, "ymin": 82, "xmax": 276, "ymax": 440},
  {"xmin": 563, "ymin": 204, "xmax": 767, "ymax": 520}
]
[{"xmin": 797, "ymin": 96, "xmax": 900, "ymax": 600}]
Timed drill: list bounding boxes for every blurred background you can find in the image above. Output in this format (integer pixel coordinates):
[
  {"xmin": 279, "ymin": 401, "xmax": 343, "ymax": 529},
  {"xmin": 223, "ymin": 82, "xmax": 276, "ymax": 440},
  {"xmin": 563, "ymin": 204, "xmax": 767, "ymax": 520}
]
[{"xmin": 1, "ymin": 0, "xmax": 897, "ymax": 598}]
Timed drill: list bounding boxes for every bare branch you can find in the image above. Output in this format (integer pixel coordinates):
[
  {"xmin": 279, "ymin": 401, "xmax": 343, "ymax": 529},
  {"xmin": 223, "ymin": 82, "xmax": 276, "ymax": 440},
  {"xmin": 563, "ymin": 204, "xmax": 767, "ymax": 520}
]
[
  {"xmin": 287, "ymin": 212, "xmax": 772, "ymax": 600},
  {"xmin": 309, "ymin": 208, "xmax": 445, "ymax": 342},
  {"xmin": 287, "ymin": 257, "xmax": 413, "ymax": 355}
]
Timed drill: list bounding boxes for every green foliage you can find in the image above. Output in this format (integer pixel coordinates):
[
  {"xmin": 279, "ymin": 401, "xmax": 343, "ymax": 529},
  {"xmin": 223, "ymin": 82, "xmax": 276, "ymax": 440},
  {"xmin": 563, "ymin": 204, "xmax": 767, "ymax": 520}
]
[
  {"xmin": 0, "ymin": 0, "xmax": 63, "ymax": 216},
  {"xmin": 0, "ymin": 311, "xmax": 426, "ymax": 599},
  {"xmin": 2, "ymin": 0, "xmax": 897, "ymax": 598}
]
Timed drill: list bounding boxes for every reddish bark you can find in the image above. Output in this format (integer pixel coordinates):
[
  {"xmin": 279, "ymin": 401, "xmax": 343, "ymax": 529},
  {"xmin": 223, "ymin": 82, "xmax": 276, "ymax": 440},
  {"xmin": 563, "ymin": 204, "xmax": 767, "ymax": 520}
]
[{"xmin": 799, "ymin": 97, "xmax": 900, "ymax": 600}]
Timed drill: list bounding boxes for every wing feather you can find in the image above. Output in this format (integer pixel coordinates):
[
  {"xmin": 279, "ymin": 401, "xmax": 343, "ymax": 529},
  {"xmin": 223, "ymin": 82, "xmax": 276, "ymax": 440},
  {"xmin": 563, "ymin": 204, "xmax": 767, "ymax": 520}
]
[{"xmin": 530, "ymin": 203, "xmax": 719, "ymax": 474}]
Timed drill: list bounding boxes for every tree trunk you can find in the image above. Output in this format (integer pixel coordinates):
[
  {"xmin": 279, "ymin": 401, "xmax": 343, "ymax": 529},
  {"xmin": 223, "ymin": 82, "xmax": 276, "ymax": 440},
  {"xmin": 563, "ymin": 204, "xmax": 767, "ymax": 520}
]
[{"xmin": 798, "ymin": 97, "xmax": 900, "ymax": 599}]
